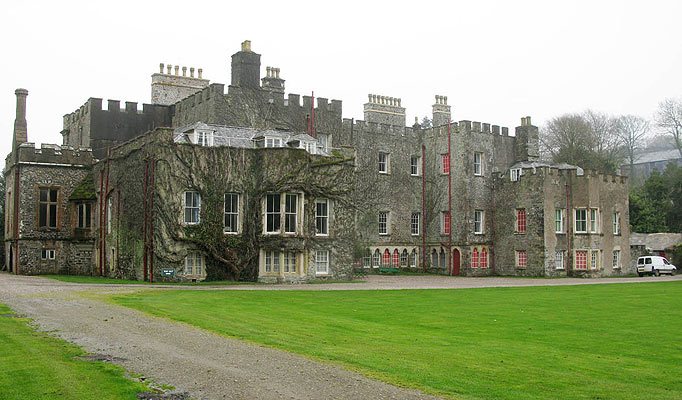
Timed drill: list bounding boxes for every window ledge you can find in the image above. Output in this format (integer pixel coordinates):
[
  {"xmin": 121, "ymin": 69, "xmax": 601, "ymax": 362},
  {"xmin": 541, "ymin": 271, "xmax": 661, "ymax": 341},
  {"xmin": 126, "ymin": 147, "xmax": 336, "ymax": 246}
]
[
  {"xmin": 379, "ymin": 233, "xmax": 389, "ymax": 236},
  {"xmin": 555, "ymin": 267, "xmax": 565, "ymax": 270},
  {"xmin": 474, "ymin": 232, "xmax": 484, "ymax": 235},
  {"xmin": 315, "ymin": 234, "xmax": 330, "ymax": 237},
  {"xmin": 223, "ymin": 231, "xmax": 240, "ymax": 235}
]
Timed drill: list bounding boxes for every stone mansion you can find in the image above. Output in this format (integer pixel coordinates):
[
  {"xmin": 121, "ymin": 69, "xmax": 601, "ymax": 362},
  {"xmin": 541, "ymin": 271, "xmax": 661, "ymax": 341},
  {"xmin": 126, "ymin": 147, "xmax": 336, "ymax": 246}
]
[{"xmin": 3, "ymin": 41, "xmax": 632, "ymax": 282}]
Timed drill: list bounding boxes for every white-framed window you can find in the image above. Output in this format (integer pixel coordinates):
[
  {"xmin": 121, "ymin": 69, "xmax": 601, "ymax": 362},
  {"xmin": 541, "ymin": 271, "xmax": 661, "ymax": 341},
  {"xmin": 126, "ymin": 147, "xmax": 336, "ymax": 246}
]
[
  {"xmin": 473, "ymin": 152, "xmax": 484, "ymax": 176},
  {"xmin": 410, "ymin": 212, "xmax": 420, "ymax": 236},
  {"xmin": 77, "ymin": 203, "xmax": 92, "ymax": 229},
  {"xmin": 224, "ymin": 193, "xmax": 240, "ymax": 233},
  {"xmin": 590, "ymin": 250, "xmax": 600, "ymax": 270},
  {"xmin": 315, "ymin": 250, "xmax": 329, "ymax": 274},
  {"xmin": 516, "ymin": 250, "xmax": 527, "ymax": 268},
  {"xmin": 283, "ymin": 251, "xmax": 297, "ymax": 273},
  {"xmin": 41, "ymin": 249, "xmax": 56, "ymax": 260},
  {"xmin": 284, "ymin": 194, "xmax": 298, "ymax": 234},
  {"xmin": 378, "ymin": 152, "xmax": 390, "ymax": 173},
  {"xmin": 510, "ymin": 168, "xmax": 522, "ymax": 181},
  {"xmin": 183, "ymin": 191, "xmax": 201, "ymax": 225},
  {"xmin": 612, "ymin": 249, "xmax": 621, "ymax": 269},
  {"xmin": 400, "ymin": 249, "xmax": 408, "ymax": 266},
  {"xmin": 613, "ymin": 212, "xmax": 621, "ymax": 235},
  {"xmin": 474, "ymin": 210, "xmax": 484, "ymax": 234},
  {"xmin": 409, "ymin": 249, "xmax": 418, "ymax": 268},
  {"xmin": 590, "ymin": 208, "xmax": 600, "ymax": 233},
  {"xmin": 195, "ymin": 130, "xmax": 213, "ymax": 147},
  {"xmin": 265, "ymin": 194, "xmax": 281, "ymax": 233},
  {"xmin": 574, "ymin": 209, "xmax": 587, "ymax": 233},
  {"xmin": 317, "ymin": 134, "xmax": 328, "ymax": 153},
  {"xmin": 378, "ymin": 211, "xmax": 389, "ymax": 235},
  {"xmin": 555, "ymin": 251, "xmax": 565, "ymax": 270},
  {"xmin": 441, "ymin": 211, "xmax": 451, "ymax": 235},
  {"xmin": 106, "ymin": 196, "xmax": 112, "ymax": 233},
  {"xmin": 372, "ymin": 249, "xmax": 381, "ymax": 267},
  {"xmin": 555, "ymin": 208, "xmax": 565, "ymax": 234},
  {"xmin": 315, "ymin": 199, "xmax": 329, "ymax": 236},
  {"xmin": 410, "ymin": 156, "xmax": 420, "ymax": 176},
  {"xmin": 184, "ymin": 252, "xmax": 205, "ymax": 276},
  {"xmin": 265, "ymin": 137, "xmax": 282, "ymax": 148}
]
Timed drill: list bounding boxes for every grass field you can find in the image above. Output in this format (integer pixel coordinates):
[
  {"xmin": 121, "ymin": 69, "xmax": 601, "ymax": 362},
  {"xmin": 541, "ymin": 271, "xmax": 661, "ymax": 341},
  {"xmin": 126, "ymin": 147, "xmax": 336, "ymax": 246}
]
[
  {"xmin": 112, "ymin": 282, "xmax": 682, "ymax": 399},
  {"xmin": 0, "ymin": 303, "xmax": 149, "ymax": 399}
]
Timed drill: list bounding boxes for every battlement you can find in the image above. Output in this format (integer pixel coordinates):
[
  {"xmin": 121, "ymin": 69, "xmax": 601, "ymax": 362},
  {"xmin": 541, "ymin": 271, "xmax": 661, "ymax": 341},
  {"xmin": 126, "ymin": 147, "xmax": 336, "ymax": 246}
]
[
  {"xmin": 283, "ymin": 93, "xmax": 343, "ymax": 115},
  {"xmin": 63, "ymin": 97, "xmax": 170, "ymax": 125},
  {"xmin": 510, "ymin": 165, "xmax": 627, "ymax": 185},
  {"xmin": 458, "ymin": 120, "xmax": 509, "ymax": 136},
  {"xmin": 342, "ymin": 118, "xmax": 414, "ymax": 136},
  {"xmin": 11, "ymin": 142, "xmax": 94, "ymax": 166}
]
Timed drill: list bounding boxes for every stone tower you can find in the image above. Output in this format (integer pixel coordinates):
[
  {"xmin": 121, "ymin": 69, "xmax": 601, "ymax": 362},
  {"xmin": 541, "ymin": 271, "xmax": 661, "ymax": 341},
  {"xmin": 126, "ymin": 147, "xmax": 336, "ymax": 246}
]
[
  {"xmin": 231, "ymin": 40, "xmax": 261, "ymax": 89},
  {"xmin": 515, "ymin": 116, "xmax": 540, "ymax": 162},
  {"xmin": 432, "ymin": 95, "xmax": 451, "ymax": 127},
  {"xmin": 363, "ymin": 94, "xmax": 405, "ymax": 126},
  {"xmin": 13, "ymin": 88, "xmax": 28, "ymax": 149},
  {"xmin": 151, "ymin": 63, "xmax": 210, "ymax": 106}
]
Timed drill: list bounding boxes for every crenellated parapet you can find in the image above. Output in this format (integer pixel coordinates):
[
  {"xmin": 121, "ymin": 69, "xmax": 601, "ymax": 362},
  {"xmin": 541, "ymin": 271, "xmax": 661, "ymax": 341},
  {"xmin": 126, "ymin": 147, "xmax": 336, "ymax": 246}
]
[
  {"xmin": 9, "ymin": 142, "xmax": 94, "ymax": 167},
  {"xmin": 457, "ymin": 120, "xmax": 509, "ymax": 136}
]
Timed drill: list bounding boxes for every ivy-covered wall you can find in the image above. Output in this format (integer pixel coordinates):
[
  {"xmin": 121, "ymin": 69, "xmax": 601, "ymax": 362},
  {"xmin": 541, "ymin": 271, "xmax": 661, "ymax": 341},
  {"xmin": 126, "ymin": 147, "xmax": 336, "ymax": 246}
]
[{"xmin": 97, "ymin": 128, "xmax": 356, "ymax": 282}]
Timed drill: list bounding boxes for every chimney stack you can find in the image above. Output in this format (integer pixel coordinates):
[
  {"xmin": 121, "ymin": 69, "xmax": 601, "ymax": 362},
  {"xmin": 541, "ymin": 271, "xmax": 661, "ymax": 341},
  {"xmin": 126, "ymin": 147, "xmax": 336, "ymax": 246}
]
[{"xmin": 13, "ymin": 88, "xmax": 28, "ymax": 149}]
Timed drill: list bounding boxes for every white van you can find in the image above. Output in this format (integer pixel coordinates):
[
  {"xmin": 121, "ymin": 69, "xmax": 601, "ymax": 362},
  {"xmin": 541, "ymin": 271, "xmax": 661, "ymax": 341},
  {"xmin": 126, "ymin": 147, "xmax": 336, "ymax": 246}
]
[{"xmin": 637, "ymin": 256, "xmax": 677, "ymax": 276}]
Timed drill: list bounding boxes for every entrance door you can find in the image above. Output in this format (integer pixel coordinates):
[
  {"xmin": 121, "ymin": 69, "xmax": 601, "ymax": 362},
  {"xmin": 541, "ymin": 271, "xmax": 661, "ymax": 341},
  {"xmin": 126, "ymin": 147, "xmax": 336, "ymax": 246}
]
[{"xmin": 451, "ymin": 248, "xmax": 460, "ymax": 276}]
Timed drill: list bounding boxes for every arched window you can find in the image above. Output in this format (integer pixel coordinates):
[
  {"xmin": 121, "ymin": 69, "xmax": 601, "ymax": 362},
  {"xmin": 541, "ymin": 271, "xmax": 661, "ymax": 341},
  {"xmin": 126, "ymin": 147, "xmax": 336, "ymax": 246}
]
[
  {"xmin": 383, "ymin": 249, "xmax": 391, "ymax": 266},
  {"xmin": 431, "ymin": 249, "xmax": 438, "ymax": 268},
  {"xmin": 393, "ymin": 249, "xmax": 400, "ymax": 267},
  {"xmin": 410, "ymin": 249, "xmax": 418, "ymax": 268},
  {"xmin": 372, "ymin": 249, "xmax": 381, "ymax": 267},
  {"xmin": 400, "ymin": 249, "xmax": 408, "ymax": 266},
  {"xmin": 480, "ymin": 247, "xmax": 488, "ymax": 268},
  {"xmin": 440, "ymin": 248, "xmax": 446, "ymax": 269},
  {"xmin": 472, "ymin": 247, "xmax": 479, "ymax": 268}
]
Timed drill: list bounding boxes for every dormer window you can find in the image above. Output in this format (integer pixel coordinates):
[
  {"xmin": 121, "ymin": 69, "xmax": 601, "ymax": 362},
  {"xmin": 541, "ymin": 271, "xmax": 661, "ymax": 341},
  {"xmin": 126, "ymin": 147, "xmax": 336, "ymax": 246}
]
[
  {"xmin": 510, "ymin": 168, "xmax": 522, "ymax": 182},
  {"xmin": 265, "ymin": 137, "xmax": 282, "ymax": 148},
  {"xmin": 195, "ymin": 130, "xmax": 213, "ymax": 146}
]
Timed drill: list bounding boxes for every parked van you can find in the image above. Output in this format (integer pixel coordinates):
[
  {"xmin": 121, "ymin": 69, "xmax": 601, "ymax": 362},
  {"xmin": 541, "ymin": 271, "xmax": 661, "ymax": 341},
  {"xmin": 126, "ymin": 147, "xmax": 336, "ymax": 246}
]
[{"xmin": 637, "ymin": 256, "xmax": 677, "ymax": 276}]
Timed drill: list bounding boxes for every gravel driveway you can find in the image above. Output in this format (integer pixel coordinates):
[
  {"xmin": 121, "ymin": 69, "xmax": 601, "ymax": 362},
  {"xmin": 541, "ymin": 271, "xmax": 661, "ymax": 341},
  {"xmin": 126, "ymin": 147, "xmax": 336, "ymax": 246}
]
[{"xmin": 1, "ymin": 273, "xmax": 679, "ymax": 399}]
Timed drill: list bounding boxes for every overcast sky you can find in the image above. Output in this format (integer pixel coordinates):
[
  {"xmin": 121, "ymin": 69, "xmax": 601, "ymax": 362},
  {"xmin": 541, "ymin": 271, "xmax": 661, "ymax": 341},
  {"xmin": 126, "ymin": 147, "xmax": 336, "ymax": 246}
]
[{"xmin": 1, "ymin": 0, "xmax": 681, "ymax": 160}]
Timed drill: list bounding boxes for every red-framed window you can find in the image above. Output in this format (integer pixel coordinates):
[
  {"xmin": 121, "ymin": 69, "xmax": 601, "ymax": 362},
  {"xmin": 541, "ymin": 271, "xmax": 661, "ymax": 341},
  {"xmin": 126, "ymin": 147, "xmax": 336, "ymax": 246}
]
[
  {"xmin": 480, "ymin": 248, "xmax": 488, "ymax": 268},
  {"xmin": 471, "ymin": 247, "xmax": 479, "ymax": 268},
  {"xmin": 516, "ymin": 209, "xmax": 527, "ymax": 234},
  {"xmin": 382, "ymin": 249, "xmax": 391, "ymax": 266},
  {"xmin": 442, "ymin": 211, "xmax": 451, "ymax": 235},
  {"xmin": 516, "ymin": 250, "xmax": 527, "ymax": 268},
  {"xmin": 441, "ymin": 154, "xmax": 450, "ymax": 174},
  {"xmin": 575, "ymin": 250, "xmax": 588, "ymax": 270},
  {"xmin": 392, "ymin": 249, "xmax": 400, "ymax": 267}
]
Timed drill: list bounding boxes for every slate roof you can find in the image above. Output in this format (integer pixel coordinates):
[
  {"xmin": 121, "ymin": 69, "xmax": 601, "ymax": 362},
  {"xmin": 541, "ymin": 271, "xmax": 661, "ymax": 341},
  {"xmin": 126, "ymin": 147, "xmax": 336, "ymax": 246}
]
[{"xmin": 630, "ymin": 232, "xmax": 682, "ymax": 251}]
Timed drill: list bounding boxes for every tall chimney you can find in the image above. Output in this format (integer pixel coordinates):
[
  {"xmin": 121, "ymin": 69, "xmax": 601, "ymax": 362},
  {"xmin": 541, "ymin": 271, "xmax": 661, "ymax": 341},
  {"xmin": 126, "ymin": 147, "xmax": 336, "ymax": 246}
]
[
  {"xmin": 231, "ymin": 40, "xmax": 261, "ymax": 89},
  {"xmin": 13, "ymin": 88, "xmax": 28, "ymax": 149}
]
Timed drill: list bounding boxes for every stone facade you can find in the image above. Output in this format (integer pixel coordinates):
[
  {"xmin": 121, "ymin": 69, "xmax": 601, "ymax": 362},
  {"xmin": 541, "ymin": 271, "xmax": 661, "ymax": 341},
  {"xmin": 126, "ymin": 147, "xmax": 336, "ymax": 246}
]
[{"xmin": 4, "ymin": 40, "xmax": 632, "ymax": 280}]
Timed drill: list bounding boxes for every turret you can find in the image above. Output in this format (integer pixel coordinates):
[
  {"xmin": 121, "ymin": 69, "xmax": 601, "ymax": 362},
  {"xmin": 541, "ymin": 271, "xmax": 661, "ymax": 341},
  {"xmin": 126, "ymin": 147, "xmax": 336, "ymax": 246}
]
[
  {"xmin": 231, "ymin": 40, "xmax": 261, "ymax": 89},
  {"xmin": 13, "ymin": 88, "xmax": 28, "ymax": 149}
]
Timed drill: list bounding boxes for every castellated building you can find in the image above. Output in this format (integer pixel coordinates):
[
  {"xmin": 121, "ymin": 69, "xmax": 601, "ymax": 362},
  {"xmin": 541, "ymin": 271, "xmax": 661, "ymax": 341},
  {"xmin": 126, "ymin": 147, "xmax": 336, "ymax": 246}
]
[{"xmin": 3, "ymin": 41, "xmax": 632, "ymax": 281}]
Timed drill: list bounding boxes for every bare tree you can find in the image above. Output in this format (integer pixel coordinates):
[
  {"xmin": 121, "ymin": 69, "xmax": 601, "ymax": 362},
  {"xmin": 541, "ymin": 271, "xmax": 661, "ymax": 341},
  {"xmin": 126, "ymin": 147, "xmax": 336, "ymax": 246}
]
[
  {"xmin": 541, "ymin": 111, "xmax": 624, "ymax": 173},
  {"xmin": 655, "ymin": 98, "xmax": 682, "ymax": 158},
  {"xmin": 616, "ymin": 115, "xmax": 650, "ymax": 175}
]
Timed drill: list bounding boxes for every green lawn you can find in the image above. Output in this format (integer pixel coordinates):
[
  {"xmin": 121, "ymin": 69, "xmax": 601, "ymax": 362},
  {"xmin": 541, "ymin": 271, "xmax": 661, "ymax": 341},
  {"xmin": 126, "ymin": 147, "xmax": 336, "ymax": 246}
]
[
  {"xmin": 0, "ymin": 303, "xmax": 149, "ymax": 399},
  {"xmin": 112, "ymin": 282, "xmax": 682, "ymax": 400}
]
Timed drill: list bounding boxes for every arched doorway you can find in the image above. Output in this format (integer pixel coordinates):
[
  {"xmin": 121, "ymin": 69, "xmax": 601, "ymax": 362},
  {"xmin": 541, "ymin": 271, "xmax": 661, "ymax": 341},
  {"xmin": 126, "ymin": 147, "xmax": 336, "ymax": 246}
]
[{"xmin": 451, "ymin": 248, "xmax": 460, "ymax": 276}]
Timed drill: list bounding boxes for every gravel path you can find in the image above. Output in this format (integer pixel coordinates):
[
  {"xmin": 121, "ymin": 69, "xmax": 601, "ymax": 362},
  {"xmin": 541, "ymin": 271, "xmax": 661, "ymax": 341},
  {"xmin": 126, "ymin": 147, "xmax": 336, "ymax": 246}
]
[
  {"xmin": 0, "ymin": 273, "xmax": 441, "ymax": 400},
  {"xmin": 1, "ymin": 273, "xmax": 679, "ymax": 399}
]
